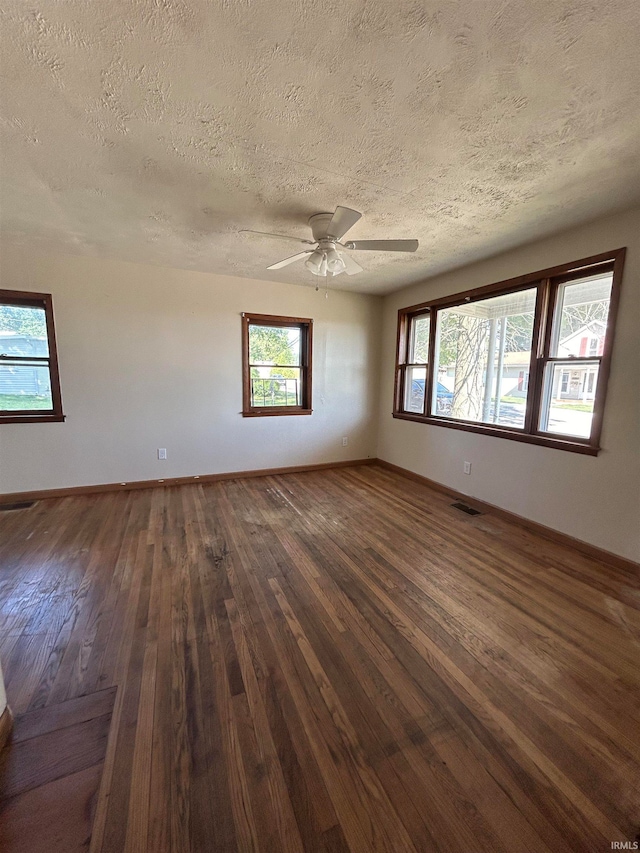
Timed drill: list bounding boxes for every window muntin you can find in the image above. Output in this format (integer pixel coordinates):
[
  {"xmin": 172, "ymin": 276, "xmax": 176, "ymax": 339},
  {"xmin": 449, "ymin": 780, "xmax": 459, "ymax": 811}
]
[
  {"xmin": 393, "ymin": 250, "xmax": 625, "ymax": 454},
  {"xmin": 0, "ymin": 292, "xmax": 64, "ymax": 423},
  {"xmin": 242, "ymin": 314, "xmax": 312, "ymax": 416}
]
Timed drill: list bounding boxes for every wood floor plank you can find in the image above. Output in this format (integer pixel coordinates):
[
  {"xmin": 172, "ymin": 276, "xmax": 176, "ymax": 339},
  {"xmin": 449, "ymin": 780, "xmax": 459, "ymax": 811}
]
[
  {"xmin": 0, "ymin": 763, "xmax": 104, "ymax": 853},
  {"xmin": 0, "ymin": 464, "xmax": 638, "ymax": 852},
  {"xmin": 0, "ymin": 713, "xmax": 112, "ymax": 799},
  {"xmin": 12, "ymin": 687, "xmax": 117, "ymax": 744}
]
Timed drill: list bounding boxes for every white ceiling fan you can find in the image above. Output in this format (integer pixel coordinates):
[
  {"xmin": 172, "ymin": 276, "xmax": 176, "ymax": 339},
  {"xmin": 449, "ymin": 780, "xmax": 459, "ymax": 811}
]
[{"xmin": 241, "ymin": 206, "xmax": 418, "ymax": 277}]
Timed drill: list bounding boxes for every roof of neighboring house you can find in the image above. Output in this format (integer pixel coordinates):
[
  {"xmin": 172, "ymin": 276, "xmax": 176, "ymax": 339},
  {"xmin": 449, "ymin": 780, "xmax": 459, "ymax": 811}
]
[{"xmin": 559, "ymin": 321, "xmax": 606, "ymax": 346}]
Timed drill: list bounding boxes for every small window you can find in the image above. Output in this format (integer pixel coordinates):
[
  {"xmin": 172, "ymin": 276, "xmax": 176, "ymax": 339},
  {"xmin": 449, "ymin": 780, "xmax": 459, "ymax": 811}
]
[
  {"xmin": 403, "ymin": 312, "xmax": 429, "ymax": 414},
  {"xmin": 394, "ymin": 249, "xmax": 625, "ymax": 454},
  {"xmin": 242, "ymin": 313, "xmax": 312, "ymax": 417},
  {"xmin": 0, "ymin": 290, "xmax": 64, "ymax": 424},
  {"xmin": 538, "ymin": 268, "xmax": 614, "ymax": 440}
]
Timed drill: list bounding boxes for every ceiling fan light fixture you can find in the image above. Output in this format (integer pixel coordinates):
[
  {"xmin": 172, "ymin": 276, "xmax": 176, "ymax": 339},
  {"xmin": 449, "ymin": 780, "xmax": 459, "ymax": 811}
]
[
  {"xmin": 325, "ymin": 245, "xmax": 346, "ymax": 274},
  {"xmin": 305, "ymin": 249, "xmax": 344, "ymax": 277},
  {"xmin": 304, "ymin": 249, "xmax": 323, "ymax": 274}
]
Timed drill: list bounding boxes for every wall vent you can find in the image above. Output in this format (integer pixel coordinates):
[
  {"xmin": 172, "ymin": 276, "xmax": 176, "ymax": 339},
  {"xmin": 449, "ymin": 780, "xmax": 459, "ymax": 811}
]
[
  {"xmin": 451, "ymin": 501, "xmax": 482, "ymax": 516},
  {"xmin": 0, "ymin": 501, "xmax": 36, "ymax": 512}
]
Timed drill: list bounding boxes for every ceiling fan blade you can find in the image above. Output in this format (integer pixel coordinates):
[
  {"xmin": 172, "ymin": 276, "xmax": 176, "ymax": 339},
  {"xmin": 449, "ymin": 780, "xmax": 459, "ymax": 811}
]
[
  {"xmin": 267, "ymin": 251, "xmax": 313, "ymax": 270},
  {"xmin": 341, "ymin": 253, "xmax": 364, "ymax": 276},
  {"xmin": 346, "ymin": 239, "xmax": 419, "ymax": 253},
  {"xmin": 240, "ymin": 229, "xmax": 315, "ymax": 245},
  {"xmin": 326, "ymin": 206, "xmax": 362, "ymax": 240}
]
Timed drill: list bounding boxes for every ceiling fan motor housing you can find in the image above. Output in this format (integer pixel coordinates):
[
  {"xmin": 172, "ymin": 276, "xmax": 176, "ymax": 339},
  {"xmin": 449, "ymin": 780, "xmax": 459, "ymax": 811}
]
[{"xmin": 308, "ymin": 212, "xmax": 335, "ymax": 242}]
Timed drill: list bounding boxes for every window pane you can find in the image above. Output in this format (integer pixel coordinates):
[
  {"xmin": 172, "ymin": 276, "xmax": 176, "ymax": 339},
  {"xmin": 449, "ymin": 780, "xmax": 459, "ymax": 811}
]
[
  {"xmin": 249, "ymin": 324, "xmax": 300, "ymax": 367},
  {"xmin": 433, "ymin": 288, "xmax": 537, "ymax": 428},
  {"xmin": 0, "ymin": 362, "xmax": 53, "ymax": 410},
  {"xmin": 409, "ymin": 315, "xmax": 430, "ymax": 363},
  {"xmin": 551, "ymin": 273, "xmax": 612, "ymax": 357},
  {"xmin": 0, "ymin": 305, "xmax": 49, "ymax": 357},
  {"xmin": 404, "ymin": 366, "xmax": 426, "ymax": 413},
  {"xmin": 539, "ymin": 361, "xmax": 598, "ymax": 439},
  {"xmin": 250, "ymin": 368, "xmax": 301, "ymax": 407}
]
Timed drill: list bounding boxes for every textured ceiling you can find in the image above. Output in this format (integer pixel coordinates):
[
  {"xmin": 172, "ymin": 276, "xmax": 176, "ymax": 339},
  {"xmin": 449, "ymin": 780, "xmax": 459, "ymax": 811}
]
[{"xmin": 2, "ymin": 1, "xmax": 640, "ymax": 295}]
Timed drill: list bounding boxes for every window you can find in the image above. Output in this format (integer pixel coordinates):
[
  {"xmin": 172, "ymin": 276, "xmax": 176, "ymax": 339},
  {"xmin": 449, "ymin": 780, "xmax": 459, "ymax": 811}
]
[
  {"xmin": 404, "ymin": 312, "xmax": 429, "ymax": 414},
  {"xmin": 0, "ymin": 290, "xmax": 64, "ymax": 424},
  {"xmin": 242, "ymin": 313, "xmax": 312, "ymax": 416},
  {"xmin": 394, "ymin": 249, "xmax": 625, "ymax": 454}
]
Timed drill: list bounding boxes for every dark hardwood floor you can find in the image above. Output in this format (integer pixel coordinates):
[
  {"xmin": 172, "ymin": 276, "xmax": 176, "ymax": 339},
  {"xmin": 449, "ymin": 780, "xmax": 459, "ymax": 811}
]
[{"xmin": 0, "ymin": 464, "xmax": 639, "ymax": 852}]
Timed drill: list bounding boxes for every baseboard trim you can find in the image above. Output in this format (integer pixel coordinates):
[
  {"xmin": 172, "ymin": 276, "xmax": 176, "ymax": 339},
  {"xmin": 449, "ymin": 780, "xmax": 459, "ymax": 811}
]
[
  {"xmin": 374, "ymin": 459, "xmax": 639, "ymax": 574},
  {"xmin": 0, "ymin": 704, "xmax": 14, "ymax": 751},
  {"xmin": 0, "ymin": 458, "xmax": 377, "ymax": 505},
  {"xmin": 3, "ymin": 456, "xmax": 634, "ymax": 574}
]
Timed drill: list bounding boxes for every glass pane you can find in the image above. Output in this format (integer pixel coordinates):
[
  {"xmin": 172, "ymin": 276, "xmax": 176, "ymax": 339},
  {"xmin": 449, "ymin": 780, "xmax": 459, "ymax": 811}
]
[
  {"xmin": 249, "ymin": 324, "xmax": 301, "ymax": 367},
  {"xmin": 0, "ymin": 363, "xmax": 53, "ymax": 410},
  {"xmin": 551, "ymin": 272, "xmax": 612, "ymax": 357},
  {"xmin": 250, "ymin": 368, "xmax": 301, "ymax": 407},
  {"xmin": 539, "ymin": 361, "xmax": 598, "ymax": 439},
  {"xmin": 404, "ymin": 366, "xmax": 426, "ymax": 413},
  {"xmin": 0, "ymin": 305, "xmax": 49, "ymax": 357},
  {"xmin": 432, "ymin": 288, "xmax": 537, "ymax": 428},
  {"xmin": 409, "ymin": 315, "xmax": 430, "ymax": 363}
]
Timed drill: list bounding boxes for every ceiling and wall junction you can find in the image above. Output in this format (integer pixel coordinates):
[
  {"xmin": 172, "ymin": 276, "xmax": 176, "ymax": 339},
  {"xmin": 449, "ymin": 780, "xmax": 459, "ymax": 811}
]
[{"xmin": 2, "ymin": 0, "xmax": 640, "ymax": 294}]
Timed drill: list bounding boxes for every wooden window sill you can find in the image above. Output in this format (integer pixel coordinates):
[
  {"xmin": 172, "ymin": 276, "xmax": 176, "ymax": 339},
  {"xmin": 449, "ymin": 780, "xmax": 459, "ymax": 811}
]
[
  {"xmin": 242, "ymin": 408, "xmax": 313, "ymax": 418},
  {"xmin": 392, "ymin": 411, "xmax": 599, "ymax": 455},
  {"xmin": 0, "ymin": 413, "xmax": 66, "ymax": 425}
]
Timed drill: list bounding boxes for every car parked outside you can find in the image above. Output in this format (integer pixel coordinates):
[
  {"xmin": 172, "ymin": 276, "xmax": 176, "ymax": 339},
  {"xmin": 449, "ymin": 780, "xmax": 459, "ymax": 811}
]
[{"xmin": 411, "ymin": 379, "xmax": 454, "ymax": 414}]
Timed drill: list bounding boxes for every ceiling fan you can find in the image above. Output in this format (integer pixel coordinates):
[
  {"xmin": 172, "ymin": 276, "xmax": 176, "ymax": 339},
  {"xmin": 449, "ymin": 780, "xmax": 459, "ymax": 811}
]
[{"xmin": 241, "ymin": 206, "xmax": 418, "ymax": 277}]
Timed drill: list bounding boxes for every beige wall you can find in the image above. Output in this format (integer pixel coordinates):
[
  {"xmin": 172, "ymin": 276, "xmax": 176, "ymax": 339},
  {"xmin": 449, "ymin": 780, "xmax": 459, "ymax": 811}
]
[
  {"xmin": 377, "ymin": 207, "xmax": 640, "ymax": 562},
  {"xmin": 0, "ymin": 250, "xmax": 381, "ymax": 493},
  {"xmin": 2, "ymin": 209, "xmax": 638, "ymax": 562}
]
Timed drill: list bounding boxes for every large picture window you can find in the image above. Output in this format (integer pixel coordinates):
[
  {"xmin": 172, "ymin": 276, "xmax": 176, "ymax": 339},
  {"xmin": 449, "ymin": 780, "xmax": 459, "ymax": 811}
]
[
  {"xmin": 0, "ymin": 290, "xmax": 64, "ymax": 424},
  {"xmin": 242, "ymin": 313, "xmax": 312, "ymax": 417},
  {"xmin": 393, "ymin": 249, "xmax": 625, "ymax": 454}
]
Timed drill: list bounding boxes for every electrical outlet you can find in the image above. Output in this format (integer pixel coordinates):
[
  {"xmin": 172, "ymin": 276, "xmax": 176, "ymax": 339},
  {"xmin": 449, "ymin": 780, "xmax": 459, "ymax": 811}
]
[
  {"xmin": 463, "ymin": 461, "xmax": 471, "ymax": 475},
  {"xmin": 158, "ymin": 448, "xmax": 167, "ymax": 460},
  {"xmin": 342, "ymin": 437, "xmax": 348, "ymax": 447}
]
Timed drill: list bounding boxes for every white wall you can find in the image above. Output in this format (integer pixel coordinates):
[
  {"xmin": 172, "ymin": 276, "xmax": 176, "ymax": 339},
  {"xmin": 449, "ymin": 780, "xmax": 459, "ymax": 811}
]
[
  {"xmin": 0, "ymin": 250, "xmax": 381, "ymax": 493},
  {"xmin": 377, "ymin": 207, "xmax": 640, "ymax": 562}
]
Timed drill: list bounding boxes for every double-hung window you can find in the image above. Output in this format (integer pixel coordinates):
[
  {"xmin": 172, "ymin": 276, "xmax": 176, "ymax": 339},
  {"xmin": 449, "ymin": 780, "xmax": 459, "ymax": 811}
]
[
  {"xmin": 242, "ymin": 313, "xmax": 312, "ymax": 416},
  {"xmin": 0, "ymin": 290, "xmax": 64, "ymax": 424},
  {"xmin": 394, "ymin": 249, "xmax": 625, "ymax": 454}
]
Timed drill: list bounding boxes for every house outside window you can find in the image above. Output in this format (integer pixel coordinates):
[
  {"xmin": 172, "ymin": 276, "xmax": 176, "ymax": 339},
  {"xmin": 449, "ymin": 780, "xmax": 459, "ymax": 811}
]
[{"xmin": 0, "ymin": 290, "xmax": 64, "ymax": 424}]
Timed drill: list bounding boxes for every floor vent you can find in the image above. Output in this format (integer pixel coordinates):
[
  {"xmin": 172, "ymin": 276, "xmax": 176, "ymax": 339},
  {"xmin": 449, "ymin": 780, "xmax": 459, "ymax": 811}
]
[
  {"xmin": 451, "ymin": 501, "xmax": 482, "ymax": 516},
  {"xmin": 0, "ymin": 501, "xmax": 36, "ymax": 512}
]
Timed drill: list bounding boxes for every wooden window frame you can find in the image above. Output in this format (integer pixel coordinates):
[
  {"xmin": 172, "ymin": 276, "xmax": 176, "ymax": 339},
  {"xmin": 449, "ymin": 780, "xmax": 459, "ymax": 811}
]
[
  {"xmin": 242, "ymin": 313, "xmax": 313, "ymax": 417},
  {"xmin": 393, "ymin": 248, "xmax": 626, "ymax": 455},
  {"xmin": 0, "ymin": 289, "xmax": 65, "ymax": 425}
]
